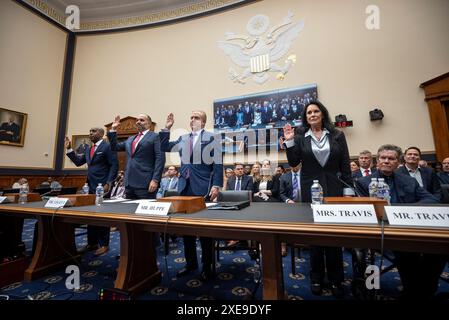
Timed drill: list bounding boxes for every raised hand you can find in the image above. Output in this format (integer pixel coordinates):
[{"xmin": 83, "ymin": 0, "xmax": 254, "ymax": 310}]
[
  {"xmin": 64, "ymin": 136, "xmax": 71, "ymax": 149},
  {"xmin": 165, "ymin": 113, "xmax": 174, "ymax": 130},
  {"xmin": 112, "ymin": 115, "xmax": 121, "ymax": 130},
  {"xmin": 283, "ymin": 123, "xmax": 295, "ymax": 141}
]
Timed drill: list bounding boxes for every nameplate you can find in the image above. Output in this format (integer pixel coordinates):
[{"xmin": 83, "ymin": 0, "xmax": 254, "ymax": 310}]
[
  {"xmin": 312, "ymin": 204, "xmax": 378, "ymax": 224},
  {"xmin": 45, "ymin": 197, "xmax": 70, "ymax": 208},
  {"xmin": 0, "ymin": 196, "xmax": 10, "ymax": 203},
  {"xmin": 384, "ymin": 206, "xmax": 449, "ymax": 228},
  {"xmin": 135, "ymin": 201, "xmax": 172, "ymax": 216}
]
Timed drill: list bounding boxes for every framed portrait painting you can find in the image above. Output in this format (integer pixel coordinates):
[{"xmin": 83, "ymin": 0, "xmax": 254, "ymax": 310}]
[
  {"xmin": 72, "ymin": 135, "xmax": 92, "ymax": 156},
  {"xmin": 0, "ymin": 107, "xmax": 28, "ymax": 147}
]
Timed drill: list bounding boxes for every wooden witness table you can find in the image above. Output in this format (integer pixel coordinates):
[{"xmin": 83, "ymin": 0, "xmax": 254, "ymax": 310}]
[{"xmin": 0, "ymin": 202, "xmax": 448, "ymax": 299}]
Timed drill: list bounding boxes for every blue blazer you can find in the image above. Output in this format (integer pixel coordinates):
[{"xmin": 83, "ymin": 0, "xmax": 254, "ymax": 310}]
[
  {"xmin": 108, "ymin": 131, "xmax": 164, "ymax": 189},
  {"xmin": 66, "ymin": 140, "xmax": 118, "ymax": 193},
  {"xmin": 160, "ymin": 130, "xmax": 223, "ymax": 196},
  {"xmin": 356, "ymin": 171, "xmax": 438, "ymax": 204},
  {"xmin": 396, "ymin": 165, "xmax": 441, "ymax": 201},
  {"xmin": 226, "ymin": 175, "xmax": 253, "ymax": 191}
]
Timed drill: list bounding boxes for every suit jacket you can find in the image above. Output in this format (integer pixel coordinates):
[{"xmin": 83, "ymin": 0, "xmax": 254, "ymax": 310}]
[
  {"xmin": 226, "ymin": 175, "xmax": 253, "ymax": 191},
  {"xmin": 352, "ymin": 168, "xmax": 377, "ymax": 179},
  {"xmin": 286, "ymin": 128, "xmax": 352, "ymax": 202},
  {"xmin": 396, "ymin": 165, "xmax": 441, "ymax": 201},
  {"xmin": 356, "ymin": 171, "xmax": 438, "ymax": 204},
  {"xmin": 279, "ymin": 171, "xmax": 301, "ymax": 202},
  {"xmin": 108, "ymin": 131, "xmax": 164, "ymax": 189},
  {"xmin": 160, "ymin": 130, "xmax": 223, "ymax": 196},
  {"xmin": 437, "ymin": 172, "xmax": 449, "ymax": 185},
  {"xmin": 156, "ymin": 176, "xmax": 179, "ymax": 198},
  {"xmin": 66, "ymin": 140, "xmax": 118, "ymax": 193}
]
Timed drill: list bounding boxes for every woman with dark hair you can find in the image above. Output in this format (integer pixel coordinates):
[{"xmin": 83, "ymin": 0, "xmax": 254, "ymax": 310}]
[{"xmin": 282, "ymin": 100, "xmax": 352, "ymax": 298}]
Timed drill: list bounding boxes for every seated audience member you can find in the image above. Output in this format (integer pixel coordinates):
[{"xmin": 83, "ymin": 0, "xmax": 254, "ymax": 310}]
[
  {"xmin": 156, "ymin": 166, "xmax": 179, "ymax": 198},
  {"xmin": 396, "ymin": 146, "xmax": 441, "ymax": 200},
  {"xmin": 437, "ymin": 157, "xmax": 449, "ymax": 184},
  {"xmin": 243, "ymin": 164, "xmax": 252, "ymax": 176},
  {"xmin": 40, "ymin": 177, "xmax": 62, "ymax": 190},
  {"xmin": 275, "ymin": 165, "xmax": 285, "ymax": 177},
  {"xmin": 350, "ymin": 161, "xmax": 359, "ymax": 173},
  {"xmin": 253, "ymin": 159, "xmax": 280, "ymax": 202},
  {"xmin": 226, "ymin": 162, "xmax": 254, "ymax": 191},
  {"xmin": 108, "ymin": 170, "xmax": 125, "ymax": 199},
  {"xmin": 223, "ymin": 168, "xmax": 234, "ymax": 191},
  {"xmin": 12, "ymin": 178, "xmax": 28, "ymax": 189},
  {"xmin": 356, "ymin": 144, "xmax": 446, "ymax": 300},
  {"xmin": 352, "ymin": 150, "xmax": 376, "ymax": 179}
]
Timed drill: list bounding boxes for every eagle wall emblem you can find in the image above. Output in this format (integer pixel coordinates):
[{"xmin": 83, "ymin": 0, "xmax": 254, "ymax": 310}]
[{"xmin": 217, "ymin": 11, "xmax": 304, "ymax": 84}]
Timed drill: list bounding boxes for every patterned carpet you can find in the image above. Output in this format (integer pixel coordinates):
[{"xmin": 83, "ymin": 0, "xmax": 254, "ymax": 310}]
[{"xmin": 1, "ymin": 219, "xmax": 448, "ymax": 300}]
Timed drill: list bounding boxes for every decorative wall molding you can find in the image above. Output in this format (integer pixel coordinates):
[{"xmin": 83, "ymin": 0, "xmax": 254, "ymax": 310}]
[{"xmin": 21, "ymin": 0, "xmax": 253, "ymax": 32}]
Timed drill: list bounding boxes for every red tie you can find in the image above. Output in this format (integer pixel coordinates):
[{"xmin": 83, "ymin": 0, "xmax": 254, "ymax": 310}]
[
  {"xmin": 90, "ymin": 144, "xmax": 96, "ymax": 159},
  {"xmin": 364, "ymin": 169, "xmax": 370, "ymax": 176},
  {"xmin": 132, "ymin": 132, "xmax": 143, "ymax": 155}
]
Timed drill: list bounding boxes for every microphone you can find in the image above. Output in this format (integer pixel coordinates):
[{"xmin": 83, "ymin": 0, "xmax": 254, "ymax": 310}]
[{"xmin": 336, "ymin": 172, "xmax": 362, "ymax": 197}]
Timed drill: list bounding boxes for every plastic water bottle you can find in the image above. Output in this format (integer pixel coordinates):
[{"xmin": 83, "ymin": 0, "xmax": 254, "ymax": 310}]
[
  {"xmin": 18, "ymin": 184, "xmax": 29, "ymax": 204},
  {"xmin": 368, "ymin": 178, "xmax": 378, "ymax": 198},
  {"xmin": 377, "ymin": 178, "xmax": 391, "ymax": 204},
  {"xmin": 95, "ymin": 183, "xmax": 104, "ymax": 206},
  {"xmin": 310, "ymin": 180, "xmax": 323, "ymax": 204},
  {"xmin": 82, "ymin": 183, "xmax": 89, "ymax": 194}
]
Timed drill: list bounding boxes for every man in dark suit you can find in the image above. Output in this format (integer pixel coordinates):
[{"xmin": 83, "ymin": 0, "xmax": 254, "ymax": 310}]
[
  {"xmin": 65, "ymin": 127, "xmax": 118, "ymax": 256},
  {"xmin": 357, "ymin": 144, "xmax": 446, "ymax": 300},
  {"xmin": 226, "ymin": 163, "xmax": 253, "ymax": 191},
  {"xmin": 279, "ymin": 164, "xmax": 301, "ymax": 203},
  {"xmin": 160, "ymin": 110, "xmax": 223, "ymax": 280},
  {"xmin": 108, "ymin": 114, "xmax": 164, "ymax": 199},
  {"xmin": 352, "ymin": 150, "xmax": 377, "ymax": 179},
  {"xmin": 437, "ymin": 157, "xmax": 449, "ymax": 184},
  {"xmin": 396, "ymin": 146, "xmax": 441, "ymax": 200}
]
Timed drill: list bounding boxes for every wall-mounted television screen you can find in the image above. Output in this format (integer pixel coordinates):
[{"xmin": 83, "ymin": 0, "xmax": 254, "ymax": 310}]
[{"xmin": 213, "ymin": 84, "xmax": 317, "ymax": 132}]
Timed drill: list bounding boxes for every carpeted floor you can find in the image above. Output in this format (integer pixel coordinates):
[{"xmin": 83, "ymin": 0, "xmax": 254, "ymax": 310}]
[{"xmin": 1, "ymin": 219, "xmax": 448, "ymax": 300}]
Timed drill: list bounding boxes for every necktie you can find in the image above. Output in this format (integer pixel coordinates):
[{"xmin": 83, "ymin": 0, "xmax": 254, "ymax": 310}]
[
  {"xmin": 364, "ymin": 169, "xmax": 370, "ymax": 176},
  {"xmin": 189, "ymin": 133, "xmax": 197, "ymax": 156},
  {"xmin": 90, "ymin": 143, "xmax": 96, "ymax": 159},
  {"xmin": 167, "ymin": 178, "xmax": 173, "ymax": 190},
  {"xmin": 293, "ymin": 173, "xmax": 299, "ymax": 201},
  {"xmin": 236, "ymin": 178, "xmax": 241, "ymax": 191},
  {"xmin": 132, "ymin": 132, "xmax": 143, "ymax": 155}
]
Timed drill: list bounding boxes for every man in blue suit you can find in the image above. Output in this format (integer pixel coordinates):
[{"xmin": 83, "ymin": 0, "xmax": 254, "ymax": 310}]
[
  {"xmin": 108, "ymin": 114, "xmax": 164, "ymax": 199},
  {"xmin": 65, "ymin": 127, "xmax": 118, "ymax": 256},
  {"xmin": 160, "ymin": 110, "xmax": 223, "ymax": 280},
  {"xmin": 396, "ymin": 146, "xmax": 441, "ymax": 200},
  {"xmin": 357, "ymin": 144, "xmax": 446, "ymax": 299},
  {"xmin": 279, "ymin": 164, "xmax": 301, "ymax": 203},
  {"xmin": 156, "ymin": 166, "xmax": 179, "ymax": 198},
  {"xmin": 226, "ymin": 163, "xmax": 253, "ymax": 191}
]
